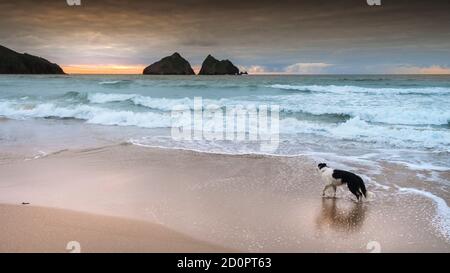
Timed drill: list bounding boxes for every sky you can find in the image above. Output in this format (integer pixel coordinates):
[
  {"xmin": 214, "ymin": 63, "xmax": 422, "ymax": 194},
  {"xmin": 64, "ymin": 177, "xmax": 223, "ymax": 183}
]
[{"xmin": 0, "ymin": 0, "xmax": 449, "ymax": 74}]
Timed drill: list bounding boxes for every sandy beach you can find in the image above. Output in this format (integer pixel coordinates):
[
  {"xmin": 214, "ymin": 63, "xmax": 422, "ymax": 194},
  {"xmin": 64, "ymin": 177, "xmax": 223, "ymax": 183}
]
[
  {"xmin": 0, "ymin": 204, "xmax": 228, "ymax": 253},
  {"xmin": 1, "ymin": 143, "xmax": 449, "ymax": 252}
]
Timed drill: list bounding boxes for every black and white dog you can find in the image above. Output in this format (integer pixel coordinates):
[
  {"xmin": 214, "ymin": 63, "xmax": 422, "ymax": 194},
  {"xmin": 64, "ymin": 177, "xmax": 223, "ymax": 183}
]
[{"xmin": 318, "ymin": 163, "xmax": 367, "ymax": 201}]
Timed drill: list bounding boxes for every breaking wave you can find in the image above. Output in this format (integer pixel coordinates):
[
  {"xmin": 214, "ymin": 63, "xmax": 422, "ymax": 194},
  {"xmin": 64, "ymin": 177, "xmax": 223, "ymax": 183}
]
[
  {"xmin": 269, "ymin": 84, "xmax": 450, "ymax": 95},
  {"xmin": 86, "ymin": 92, "xmax": 450, "ymax": 126},
  {"xmin": 0, "ymin": 100, "xmax": 171, "ymax": 128}
]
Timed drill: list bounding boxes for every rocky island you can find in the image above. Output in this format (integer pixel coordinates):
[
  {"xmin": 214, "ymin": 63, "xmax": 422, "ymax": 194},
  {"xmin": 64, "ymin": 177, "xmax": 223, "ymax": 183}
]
[
  {"xmin": 198, "ymin": 54, "xmax": 240, "ymax": 75},
  {"xmin": 143, "ymin": 52, "xmax": 195, "ymax": 75},
  {"xmin": 0, "ymin": 45, "xmax": 65, "ymax": 74}
]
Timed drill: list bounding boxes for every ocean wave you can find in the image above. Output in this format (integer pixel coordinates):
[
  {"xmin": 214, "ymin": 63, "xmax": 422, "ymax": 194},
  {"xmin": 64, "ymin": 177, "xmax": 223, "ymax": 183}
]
[
  {"xmin": 262, "ymin": 93, "xmax": 450, "ymax": 126},
  {"xmin": 60, "ymin": 91, "xmax": 89, "ymax": 103},
  {"xmin": 98, "ymin": 80, "xmax": 133, "ymax": 86},
  {"xmin": 342, "ymin": 78, "xmax": 392, "ymax": 82},
  {"xmin": 87, "ymin": 92, "xmax": 450, "ymax": 126},
  {"xmin": 330, "ymin": 117, "xmax": 450, "ymax": 148},
  {"xmin": 269, "ymin": 84, "xmax": 450, "ymax": 95},
  {"xmin": 0, "ymin": 101, "xmax": 171, "ymax": 128},
  {"xmin": 87, "ymin": 93, "xmax": 258, "ymax": 112},
  {"xmin": 87, "ymin": 93, "xmax": 196, "ymax": 111},
  {"xmin": 47, "ymin": 90, "xmax": 450, "ymax": 126},
  {"xmin": 2, "ymin": 93, "xmax": 449, "ymax": 150},
  {"xmin": 88, "ymin": 93, "xmax": 136, "ymax": 104},
  {"xmin": 392, "ymin": 161, "xmax": 450, "ymax": 172},
  {"xmin": 280, "ymin": 117, "xmax": 450, "ymax": 150},
  {"xmin": 279, "ymin": 102, "xmax": 450, "ymax": 126}
]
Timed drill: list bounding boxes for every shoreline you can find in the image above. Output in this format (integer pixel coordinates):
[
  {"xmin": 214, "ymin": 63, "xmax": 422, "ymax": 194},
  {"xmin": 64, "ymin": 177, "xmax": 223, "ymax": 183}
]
[{"xmin": 0, "ymin": 143, "xmax": 449, "ymax": 252}]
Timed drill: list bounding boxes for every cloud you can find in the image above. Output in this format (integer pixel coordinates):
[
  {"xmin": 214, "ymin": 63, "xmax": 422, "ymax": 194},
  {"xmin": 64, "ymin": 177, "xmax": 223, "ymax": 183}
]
[
  {"xmin": 238, "ymin": 63, "xmax": 335, "ymax": 74},
  {"xmin": 180, "ymin": 39, "xmax": 218, "ymax": 47},
  {"xmin": 283, "ymin": 63, "xmax": 333, "ymax": 74},
  {"xmin": 238, "ymin": 65, "xmax": 268, "ymax": 74},
  {"xmin": 1, "ymin": 0, "xmax": 449, "ymax": 73},
  {"xmin": 239, "ymin": 63, "xmax": 334, "ymax": 74},
  {"xmin": 391, "ymin": 65, "xmax": 450, "ymax": 74}
]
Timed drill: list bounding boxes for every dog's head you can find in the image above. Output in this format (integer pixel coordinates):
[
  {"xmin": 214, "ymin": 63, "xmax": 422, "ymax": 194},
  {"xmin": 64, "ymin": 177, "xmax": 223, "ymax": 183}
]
[{"xmin": 318, "ymin": 163, "xmax": 327, "ymax": 170}]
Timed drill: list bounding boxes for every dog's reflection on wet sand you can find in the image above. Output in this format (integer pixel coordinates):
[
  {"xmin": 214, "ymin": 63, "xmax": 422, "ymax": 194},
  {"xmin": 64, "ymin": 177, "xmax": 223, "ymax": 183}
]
[{"xmin": 316, "ymin": 197, "xmax": 367, "ymax": 233}]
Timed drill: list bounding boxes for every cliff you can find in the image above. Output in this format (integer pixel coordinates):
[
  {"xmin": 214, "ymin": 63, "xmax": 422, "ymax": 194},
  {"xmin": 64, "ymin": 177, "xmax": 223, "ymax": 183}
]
[{"xmin": 0, "ymin": 45, "xmax": 65, "ymax": 74}]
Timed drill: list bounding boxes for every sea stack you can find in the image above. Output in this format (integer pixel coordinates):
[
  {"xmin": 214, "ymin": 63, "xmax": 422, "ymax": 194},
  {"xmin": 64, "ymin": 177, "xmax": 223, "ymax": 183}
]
[
  {"xmin": 143, "ymin": 52, "xmax": 195, "ymax": 75},
  {"xmin": 198, "ymin": 54, "xmax": 240, "ymax": 75},
  {"xmin": 0, "ymin": 45, "xmax": 65, "ymax": 74}
]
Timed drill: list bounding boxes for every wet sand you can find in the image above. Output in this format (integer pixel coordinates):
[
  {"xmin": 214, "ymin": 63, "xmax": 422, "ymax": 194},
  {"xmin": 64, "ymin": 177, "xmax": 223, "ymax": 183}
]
[
  {"xmin": 0, "ymin": 144, "xmax": 449, "ymax": 252},
  {"xmin": 0, "ymin": 204, "xmax": 228, "ymax": 253}
]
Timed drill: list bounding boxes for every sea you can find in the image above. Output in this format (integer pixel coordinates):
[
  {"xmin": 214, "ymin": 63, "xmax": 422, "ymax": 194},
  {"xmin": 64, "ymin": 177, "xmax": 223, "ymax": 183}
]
[{"xmin": 1, "ymin": 74, "xmax": 449, "ymax": 239}]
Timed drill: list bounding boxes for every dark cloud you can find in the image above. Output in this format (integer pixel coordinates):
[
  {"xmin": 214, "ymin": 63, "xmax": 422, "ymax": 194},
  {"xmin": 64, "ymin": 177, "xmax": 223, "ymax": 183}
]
[{"xmin": 0, "ymin": 0, "xmax": 449, "ymax": 72}]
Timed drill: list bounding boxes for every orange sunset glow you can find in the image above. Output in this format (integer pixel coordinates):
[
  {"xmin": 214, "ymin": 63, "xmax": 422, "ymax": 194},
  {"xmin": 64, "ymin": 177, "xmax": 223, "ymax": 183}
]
[{"xmin": 62, "ymin": 65, "xmax": 146, "ymax": 74}]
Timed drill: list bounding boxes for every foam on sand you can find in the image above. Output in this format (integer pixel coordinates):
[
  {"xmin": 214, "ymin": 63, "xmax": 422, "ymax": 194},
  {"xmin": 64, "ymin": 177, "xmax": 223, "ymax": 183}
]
[{"xmin": 398, "ymin": 187, "xmax": 450, "ymax": 242}]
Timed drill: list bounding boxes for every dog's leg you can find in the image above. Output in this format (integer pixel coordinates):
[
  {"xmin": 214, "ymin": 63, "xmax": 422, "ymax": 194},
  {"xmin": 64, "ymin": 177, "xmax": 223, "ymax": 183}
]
[
  {"xmin": 332, "ymin": 185, "xmax": 337, "ymax": 198},
  {"xmin": 322, "ymin": 184, "xmax": 332, "ymax": 197}
]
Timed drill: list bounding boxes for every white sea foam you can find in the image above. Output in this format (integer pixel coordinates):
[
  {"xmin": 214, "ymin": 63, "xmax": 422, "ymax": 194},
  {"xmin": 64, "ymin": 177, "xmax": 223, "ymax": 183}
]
[
  {"xmin": 269, "ymin": 84, "xmax": 450, "ymax": 95},
  {"xmin": 86, "ymin": 110, "xmax": 171, "ymax": 128},
  {"xmin": 2, "ymin": 97, "xmax": 450, "ymax": 150},
  {"xmin": 280, "ymin": 101, "xmax": 450, "ymax": 126},
  {"xmin": 98, "ymin": 80, "xmax": 131, "ymax": 85},
  {"xmin": 398, "ymin": 187, "xmax": 450, "ymax": 242},
  {"xmin": 280, "ymin": 116, "xmax": 450, "ymax": 150},
  {"xmin": 131, "ymin": 96, "xmax": 194, "ymax": 111},
  {"xmin": 0, "ymin": 101, "xmax": 172, "ymax": 128},
  {"xmin": 88, "ymin": 93, "xmax": 196, "ymax": 110},
  {"xmin": 268, "ymin": 85, "xmax": 450, "ymax": 125},
  {"xmin": 24, "ymin": 151, "xmax": 48, "ymax": 161},
  {"xmin": 87, "ymin": 93, "xmax": 255, "ymax": 111},
  {"xmin": 391, "ymin": 161, "xmax": 450, "ymax": 172},
  {"xmin": 86, "ymin": 92, "xmax": 450, "ymax": 126}
]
